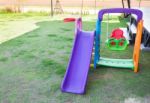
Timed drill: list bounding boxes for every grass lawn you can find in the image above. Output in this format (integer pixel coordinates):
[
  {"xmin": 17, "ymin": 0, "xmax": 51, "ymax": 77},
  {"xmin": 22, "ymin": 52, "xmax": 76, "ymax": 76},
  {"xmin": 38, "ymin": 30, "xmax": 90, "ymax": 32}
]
[{"xmin": 0, "ymin": 12, "xmax": 150, "ymax": 103}]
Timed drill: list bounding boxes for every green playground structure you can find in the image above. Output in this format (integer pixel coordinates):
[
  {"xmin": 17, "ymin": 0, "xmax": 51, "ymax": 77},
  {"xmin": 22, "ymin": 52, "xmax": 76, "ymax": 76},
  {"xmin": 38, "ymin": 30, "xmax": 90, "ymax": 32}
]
[{"xmin": 106, "ymin": 38, "xmax": 128, "ymax": 50}]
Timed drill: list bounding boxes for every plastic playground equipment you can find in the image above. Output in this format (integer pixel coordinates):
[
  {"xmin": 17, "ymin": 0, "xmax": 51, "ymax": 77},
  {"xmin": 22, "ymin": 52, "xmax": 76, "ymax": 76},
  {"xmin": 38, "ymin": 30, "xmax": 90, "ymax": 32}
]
[
  {"xmin": 61, "ymin": 8, "xmax": 143, "ymax": 94},
  {"xmin": 106, "ymin": 28, "xmax": 128, "ymax": 50},
  {"xmin": 63, "ymin": 18, "xmax": 76, "ymax": 22}
]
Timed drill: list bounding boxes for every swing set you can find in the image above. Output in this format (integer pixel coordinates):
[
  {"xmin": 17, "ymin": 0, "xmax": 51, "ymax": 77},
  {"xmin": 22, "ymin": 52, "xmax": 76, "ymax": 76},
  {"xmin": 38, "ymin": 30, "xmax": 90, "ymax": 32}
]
[{"xmin": 94, "ymin": 8, "xmax": 143, "ymax": 73}]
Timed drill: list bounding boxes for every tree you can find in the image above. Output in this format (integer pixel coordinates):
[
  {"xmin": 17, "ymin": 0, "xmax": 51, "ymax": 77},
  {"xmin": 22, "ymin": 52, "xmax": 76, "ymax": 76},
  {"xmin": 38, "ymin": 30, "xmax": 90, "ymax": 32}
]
[
  {"xmin": 51, "ymin": 0, "xmax": 53, "ymax": 16},
  {"xmin": 15, "ymin": 0, "xmax": 27, "ymax": 12}
]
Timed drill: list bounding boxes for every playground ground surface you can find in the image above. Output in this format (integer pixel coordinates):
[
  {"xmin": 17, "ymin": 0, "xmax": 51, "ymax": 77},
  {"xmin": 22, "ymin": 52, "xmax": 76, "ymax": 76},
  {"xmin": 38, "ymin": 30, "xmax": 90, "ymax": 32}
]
[{"xmin": 0, "ymin": 12, "xmax": 150, "ymax": 103}]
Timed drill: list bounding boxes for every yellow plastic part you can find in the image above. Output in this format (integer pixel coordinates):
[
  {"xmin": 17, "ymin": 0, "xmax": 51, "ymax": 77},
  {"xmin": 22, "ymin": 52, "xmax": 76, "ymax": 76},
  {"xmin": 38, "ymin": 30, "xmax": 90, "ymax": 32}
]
[{"xmin": 132, "ymin": 20, "xmax": 143, "ymax": 73}]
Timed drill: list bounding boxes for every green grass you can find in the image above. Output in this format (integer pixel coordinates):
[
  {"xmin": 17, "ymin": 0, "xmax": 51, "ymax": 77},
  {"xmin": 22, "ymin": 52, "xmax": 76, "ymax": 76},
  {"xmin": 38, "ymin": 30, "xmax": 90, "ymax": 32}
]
[{"xmin": 0, "ymin": 12, "xmax": 150, "ymax": 103}]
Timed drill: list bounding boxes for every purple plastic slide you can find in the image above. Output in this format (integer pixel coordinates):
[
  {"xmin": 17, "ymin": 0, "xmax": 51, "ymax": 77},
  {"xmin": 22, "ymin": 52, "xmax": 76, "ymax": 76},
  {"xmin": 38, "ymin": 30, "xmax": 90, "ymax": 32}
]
[{"xmin": 61, "ymin": 29, "xmax": 94, "ymax": 94}]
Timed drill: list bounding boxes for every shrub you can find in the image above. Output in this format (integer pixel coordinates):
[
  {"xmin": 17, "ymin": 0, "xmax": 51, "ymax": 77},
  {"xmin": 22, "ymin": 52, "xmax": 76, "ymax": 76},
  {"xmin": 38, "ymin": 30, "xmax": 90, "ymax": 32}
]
[{"xmin": 0, "ymin": 5, "xmax": 21, "ymax": 13}]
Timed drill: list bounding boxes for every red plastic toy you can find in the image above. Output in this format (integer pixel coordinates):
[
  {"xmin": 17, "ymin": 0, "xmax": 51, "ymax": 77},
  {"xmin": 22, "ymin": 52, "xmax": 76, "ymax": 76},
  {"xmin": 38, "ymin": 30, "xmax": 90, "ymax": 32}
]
[
  {"xmin": 110, "ymin": 28, "xmax": 125, "ymax": 39},
  {"xmin": 63, "ymin": 18, "xmax": 76, "ymax": 22},
  {"xmin": 107, "ymin": 28, "xmax": 128, "ymax": 50}
]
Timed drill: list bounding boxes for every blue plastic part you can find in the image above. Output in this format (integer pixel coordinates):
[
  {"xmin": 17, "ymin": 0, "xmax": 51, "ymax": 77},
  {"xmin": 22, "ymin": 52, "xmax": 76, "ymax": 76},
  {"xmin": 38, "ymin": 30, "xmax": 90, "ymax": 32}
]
[{"xmin": 94, "ymin": 19, "xmax": 101, "ymax": 69}]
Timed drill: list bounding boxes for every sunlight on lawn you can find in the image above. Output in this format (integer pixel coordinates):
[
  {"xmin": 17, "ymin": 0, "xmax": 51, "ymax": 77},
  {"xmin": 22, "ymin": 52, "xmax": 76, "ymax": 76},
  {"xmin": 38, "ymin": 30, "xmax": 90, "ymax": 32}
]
[
  {"xmin": 0, "ymin": 12, "xmax": 122, "ymax": 44},
  {"xmin": 0, "ymin": 14, "xmax": 95, "ymax": 44},
  {"xmin": 0, "ymin": 13, "xmax": 70, "ymax": 44},
  {"xmin": 0, "ymin": 20, "xmax": 38, "ymax": 44}
]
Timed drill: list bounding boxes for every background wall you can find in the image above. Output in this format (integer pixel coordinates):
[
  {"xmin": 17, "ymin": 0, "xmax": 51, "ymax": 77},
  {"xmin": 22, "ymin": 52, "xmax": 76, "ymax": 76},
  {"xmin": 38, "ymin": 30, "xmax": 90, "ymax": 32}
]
[
  {"xmin": 0, "ymin": 0, "xmax": 149, "ymax": 13},
  {"xmin": 0, "ymin": 0, "xmax": 150, "ymax": 7}
]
